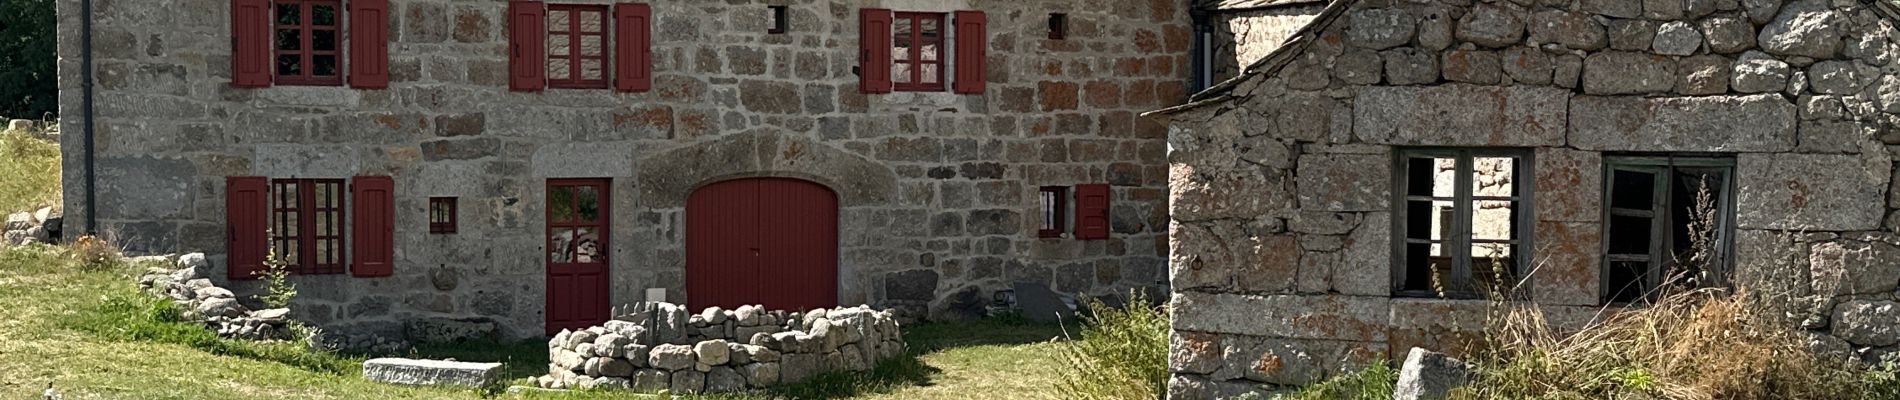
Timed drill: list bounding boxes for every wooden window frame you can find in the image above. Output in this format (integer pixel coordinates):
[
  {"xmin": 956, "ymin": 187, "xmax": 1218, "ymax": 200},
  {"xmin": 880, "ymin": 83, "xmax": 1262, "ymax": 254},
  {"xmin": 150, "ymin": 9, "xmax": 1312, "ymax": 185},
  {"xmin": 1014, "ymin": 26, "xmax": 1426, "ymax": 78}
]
[
  {"xmin": 271, "ymin": 178, "xmax": 347, "ymax": 275},
  {"xmin": 892, "ymin": 11, "xmax": 946, "ymax": 92},
  {"xmin": 768, "ymin": 5, "xmax": 788, "ymax": 34},
  {"xmin": 546, "ymin": 4, "xmax": 611, "ymax": 89},
  {"xmin": 1600, "ymin": 155, "xmax": 1737, "ymax": 304},
  {"xmin": 429, "ymin": 197, "xmax": 458, "ymax": 234},
  {"xmin": 272, "ymin": 0, "xmax": 346, "ymax": 86},
  {"xmin": 1038, "ymin": 186, "xmax": 1068, "ymax": 238},
  {"xmin": 1390, "ymin": 148, "xmax": 1535, "ymax": 299}
]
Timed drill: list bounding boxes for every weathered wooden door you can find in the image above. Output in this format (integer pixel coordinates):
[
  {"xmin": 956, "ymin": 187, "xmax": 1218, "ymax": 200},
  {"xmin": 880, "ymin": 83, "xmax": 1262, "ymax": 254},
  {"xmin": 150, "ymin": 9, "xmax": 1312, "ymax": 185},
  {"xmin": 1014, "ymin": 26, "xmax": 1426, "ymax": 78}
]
[
  {"xmin": 545, "ymin": 179, "xmax": 610, "ymax": 334},
  {"xmin": 686, "ymin": 178, "xmax": 838, "ymax": 311}
]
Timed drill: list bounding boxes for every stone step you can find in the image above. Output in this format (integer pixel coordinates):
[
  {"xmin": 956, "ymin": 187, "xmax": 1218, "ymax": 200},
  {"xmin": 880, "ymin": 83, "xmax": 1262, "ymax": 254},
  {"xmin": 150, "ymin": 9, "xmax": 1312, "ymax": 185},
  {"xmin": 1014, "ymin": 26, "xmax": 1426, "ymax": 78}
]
[{"xmin": 363, "ymin": 358, "xmax": 503, "ymax": 388}]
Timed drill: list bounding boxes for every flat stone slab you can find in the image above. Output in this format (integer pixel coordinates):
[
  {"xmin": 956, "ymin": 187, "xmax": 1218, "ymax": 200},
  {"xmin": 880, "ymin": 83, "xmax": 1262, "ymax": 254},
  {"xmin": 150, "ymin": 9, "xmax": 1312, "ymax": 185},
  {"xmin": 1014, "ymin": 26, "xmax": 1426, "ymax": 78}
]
[{"xmin": 363, "ymin": 358, "xmax": 503, "ymax": 388}]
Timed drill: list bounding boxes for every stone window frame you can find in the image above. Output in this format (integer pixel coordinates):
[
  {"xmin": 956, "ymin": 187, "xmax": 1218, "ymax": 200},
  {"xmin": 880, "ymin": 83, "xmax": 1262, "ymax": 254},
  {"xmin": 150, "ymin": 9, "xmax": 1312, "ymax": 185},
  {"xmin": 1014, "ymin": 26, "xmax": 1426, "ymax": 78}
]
[
  {"xmin": 270, "ymin": 178, "xmax": 348, "ymax": 275},
  {"xmin": 1390, "ymin": 148, "xmax": 1536, "ymax": 299},
  {"xmin": 429, "ymin": 197, "xmax": 458, "ymax": 234},
  {"xmin": 545, "ymin": 4, "xmax": 613, "ymax": 89},
  {"xmin": 1600, "ymin": 155, "xmax": 1738, "ymax": 304},
  {"xmin": 891, "ymin": 11, "xmax": 948, "ymax": 92},
  {"xmin": 272, "ymin": 0, "xmax": 347, "ymax": 86}
]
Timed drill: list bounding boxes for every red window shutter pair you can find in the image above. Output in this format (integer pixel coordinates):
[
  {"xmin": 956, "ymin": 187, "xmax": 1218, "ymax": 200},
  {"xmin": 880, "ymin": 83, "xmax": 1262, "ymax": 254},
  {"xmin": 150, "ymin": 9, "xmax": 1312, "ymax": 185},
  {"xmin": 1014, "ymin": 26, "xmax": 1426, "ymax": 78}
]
[
  {"xmin": 226, "ymin": 176, "xmax": 395, "ymax": 279},
  {"xmin": 857, "ymin": 9, "xmax": 986, "ymax": 94},
  {"xmin": 509, "ymin": 1, "xmax": 651, "ymax": 92},
  {"xmin": 230, "ymin": 0, "xmax": 390, "ymax": 88},
  {"xmin": 1075, "ymin": 184, "xmax": 1111, "ymax": 240}
]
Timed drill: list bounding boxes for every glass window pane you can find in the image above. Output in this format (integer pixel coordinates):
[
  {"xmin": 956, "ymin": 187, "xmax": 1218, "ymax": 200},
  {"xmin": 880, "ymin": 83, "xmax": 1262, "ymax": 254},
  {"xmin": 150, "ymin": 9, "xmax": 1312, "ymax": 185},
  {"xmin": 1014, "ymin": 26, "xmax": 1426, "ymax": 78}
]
[
  {"xmin": 549, "ymin": 187, "xmax": 575, "ymax": 223},
  {"xmin": 1611, "ymin": 169, "xmax": 1657, "ymax": 210},
  {"xmin": 579, "ymin": 11, "xmax": 603, "ymax": 33},
  {"xmin": 894, "ymin": 18, "xmax": 913, "ymax": 43},
  {"xmin": 1474, "ymin": 157, "xmax": 1515, "ymax": 197},
  {"xmin": 550, "ymin": 228, "xmax": 575, "ymax": 262},
  {"xmin": 276, "ymin": 4, "xmax": 301, "ymax": 25},
  {"xmin": 1472, "ymin": 200, "xmax": 1515, "ymax": 241},
  {"xmin": 313, "ymin": 30, "xmax": 336, "ymax": 51},
  {"xmin": 893, "ymin": 63, "xmax": 912, "ymax": 83},
  {"xmin": 277, "ymin": 29, "xmax": 301, "ymax": 50},
  {"xmin": 548, "ymin": 58, "xmax": 571, "ymax": 80},
  {"xmin": 921, "ymin": 44, "xmax": 940, "ymax": 62},
  {"xmin": 549, "ymin": 10, "xmax": 570, "ymax": 32},
  {"xmin": 313, "ymin": 4, "xmax": 337, "ymax": 25},
  {"xmin": 575, "ymin": 228, "xmax": 602, "ymax": 263},
  {"xmin": 581, "ymin": 59, "xmax": 603, "ymax": 80},
  {"xmin": 1040, "ymin": 191, "xmax": 1057, "ymax": 230},
  {"xmin": 277, "ymin": 55, "xmax": 302, "ymax": 75},
  {"xmin": 574, "ymin": 186, "xmax": 600, "ymax": 222},
  {"xmin": 921, "ymin": 16, "xmax": 939, "ymax": 35},
  {"xmin": 549, "ymin": 34, "xmax": 571, "ymax": 57},
  {"xmin": 921, "ymin": 64, "xmax": 939, "ymax": 84},
  {"xmin": 314, "ymin": 55, "xmax": 336, "ymax": 76},
  {"xmin": 580, "ymin": 35, "xmax": 602, "ymax": 56},
  {"xmin": 1609, "ymin": 215, "xmax": 1653, "ymax": 255}
]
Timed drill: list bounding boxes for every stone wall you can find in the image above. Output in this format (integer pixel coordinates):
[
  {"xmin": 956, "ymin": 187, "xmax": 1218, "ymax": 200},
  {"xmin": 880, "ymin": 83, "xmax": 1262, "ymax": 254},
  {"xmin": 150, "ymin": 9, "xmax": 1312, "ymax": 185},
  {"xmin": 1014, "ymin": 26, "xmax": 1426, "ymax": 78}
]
[
  {"xmin": 1158, "ymin": 0, "xmax": 1900, "ymax": 397},
  {"xmin": 134, "ymin": 253, "xmax": 303, "ymax": 343},
  {"xmin": 55, "ymin": 0, "xmax": 1192, "ymax": 341},
  {"xmin": 2, "ymin": 207, "xmax": 60, "ymax": 246},
  {"xmin": 1209, "ymin": 2, "xmax": 1329, "ymax": 83},
  {"xmin": 536, "ymin": 302, "xmax": 903, "ymax": 393}
]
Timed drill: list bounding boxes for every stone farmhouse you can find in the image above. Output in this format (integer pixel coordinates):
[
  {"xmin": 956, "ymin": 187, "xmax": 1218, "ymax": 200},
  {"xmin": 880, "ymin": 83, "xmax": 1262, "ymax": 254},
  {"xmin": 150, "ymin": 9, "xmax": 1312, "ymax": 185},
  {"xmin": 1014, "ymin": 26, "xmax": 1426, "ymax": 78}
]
[
  {"xmin": 49, "ymin": 0, "xmax": 1254, "ymax": 344},
  {"xmin": 1155, "ymin": 0, "xmax": 1900, "ymax": 397}
]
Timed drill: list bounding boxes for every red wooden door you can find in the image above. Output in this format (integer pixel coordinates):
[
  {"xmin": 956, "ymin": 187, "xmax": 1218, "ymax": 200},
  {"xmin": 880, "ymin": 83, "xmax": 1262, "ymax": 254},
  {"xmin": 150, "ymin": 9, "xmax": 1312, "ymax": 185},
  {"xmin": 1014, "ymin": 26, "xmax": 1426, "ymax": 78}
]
[
  {"xmin": 687, "ymin": 178, "xmax": 839, "ymax": 312},
  {"xmin": 545, "ymin": 179, "xmax": 611, "ymax": 334}
]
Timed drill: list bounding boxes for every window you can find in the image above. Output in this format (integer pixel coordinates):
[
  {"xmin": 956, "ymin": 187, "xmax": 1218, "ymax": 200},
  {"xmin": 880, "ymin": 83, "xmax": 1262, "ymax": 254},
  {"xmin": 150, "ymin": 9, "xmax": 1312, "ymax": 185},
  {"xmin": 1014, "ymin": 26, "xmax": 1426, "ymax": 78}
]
[
  {"xmin": 769, "ymin": 5, "xmax": 788, "ymax": 34},
  {"xmin": 1039, "ymin": 186, "xmax": 1068, "ymax": 238},
  {"xmin": 547, "ymin": 4, "xmax": 610, "ymax": 89},
  {"xmin": 273, "ymin": 0, "xmax": 344, "ymax": 85},
  {"xmin": 1393, "ymin": 149, "xmax": 1533, "ymax": 298},
  {"xmin": 271, "ymin": 179, "xmax": 347, "ymax": 274},
  {"xmin": 1048, "ymin": 13, "xmax": 1068, "ymax": 40},
  {"xmin": 430, "ymin": 197, "xmax": 458, "ymax": 234},
  {"xmin": 892, "ymin": 12, "xmax": 946, "ymax": 92},
  {"xmin": 1602, "ymin": 156, "xmax": 1735, "ymax": 303}
]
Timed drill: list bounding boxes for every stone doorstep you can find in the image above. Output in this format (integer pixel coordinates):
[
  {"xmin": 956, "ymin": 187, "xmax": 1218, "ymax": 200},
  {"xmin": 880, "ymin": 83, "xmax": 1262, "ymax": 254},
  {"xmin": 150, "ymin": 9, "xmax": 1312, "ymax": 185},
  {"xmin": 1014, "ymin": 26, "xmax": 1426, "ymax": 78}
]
[{"xmin": 363, "ymin": 358, "xmax": 504, "ymax": 388}]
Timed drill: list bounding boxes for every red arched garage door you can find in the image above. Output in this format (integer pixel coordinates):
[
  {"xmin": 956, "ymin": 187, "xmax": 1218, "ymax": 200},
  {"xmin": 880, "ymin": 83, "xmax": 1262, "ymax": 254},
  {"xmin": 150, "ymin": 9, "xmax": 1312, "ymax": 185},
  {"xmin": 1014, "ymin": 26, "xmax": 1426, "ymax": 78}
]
[{"xmin": 686, "ymin": 178, "xmax": 839, "ymax": 311}]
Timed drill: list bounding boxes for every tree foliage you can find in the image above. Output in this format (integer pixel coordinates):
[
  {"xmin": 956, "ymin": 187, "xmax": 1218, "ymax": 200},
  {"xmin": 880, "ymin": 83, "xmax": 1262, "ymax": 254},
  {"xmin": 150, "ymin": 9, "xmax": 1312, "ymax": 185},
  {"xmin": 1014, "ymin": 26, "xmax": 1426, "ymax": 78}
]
[{"xmin": 0, "ymin": 0, "xmax": 56, "ymax": 119}]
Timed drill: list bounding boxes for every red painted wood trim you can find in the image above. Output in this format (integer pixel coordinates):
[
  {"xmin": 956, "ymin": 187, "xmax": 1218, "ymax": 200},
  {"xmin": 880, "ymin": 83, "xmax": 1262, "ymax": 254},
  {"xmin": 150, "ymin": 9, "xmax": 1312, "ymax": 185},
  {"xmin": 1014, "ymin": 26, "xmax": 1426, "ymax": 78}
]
[
  {"xmin": 857, "ymin": 8, "xmax": 893, "ymax": 93},
  {"xmin": 230, "ymin": 0, "xmax": 273, "ymax": 87},
  {"xmin": 613, "ymin": 3, "xmax": 651, "ymax": 92},
  {"xmin": 351, "ymin": 176, "xmax": 394, "ymax": 277},
  {"xmin": 508, "ymin": 0, "xmax": 548, "ymax": 91},
  {"xmin": 348, "ymin": 0, "xmax": 390, "ymax": 88},
  {"xmin": 545, "ymin": 178, "xmax": 611, "ymax": 335},
  {"xmin": 1075, "ymin": 183, "xmax": 1111, "ymax": 240},
  {"xmin": 952, "ymin": 10, "xmax": 986, "ymax": 94},
  {"xmin": 226, "ymin": 177, "xmax": 270, "ymax": 279}
]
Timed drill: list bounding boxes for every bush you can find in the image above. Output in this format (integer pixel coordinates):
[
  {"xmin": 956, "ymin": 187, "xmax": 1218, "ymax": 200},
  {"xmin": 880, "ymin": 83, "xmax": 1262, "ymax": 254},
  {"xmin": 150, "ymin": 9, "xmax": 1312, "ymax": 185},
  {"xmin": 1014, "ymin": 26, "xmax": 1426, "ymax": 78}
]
[{"xmin": 1053, "ymin": 291, "xmax": 1169, "ymax": 400}]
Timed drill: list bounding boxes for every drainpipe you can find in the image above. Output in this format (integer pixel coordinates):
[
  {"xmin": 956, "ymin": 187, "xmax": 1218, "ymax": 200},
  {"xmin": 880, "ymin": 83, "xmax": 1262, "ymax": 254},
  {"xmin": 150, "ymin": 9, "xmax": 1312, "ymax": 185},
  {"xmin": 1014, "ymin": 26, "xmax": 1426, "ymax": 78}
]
[{"xmin": 80, "ymin": 0, "xmax": 98, "ymax": 235}]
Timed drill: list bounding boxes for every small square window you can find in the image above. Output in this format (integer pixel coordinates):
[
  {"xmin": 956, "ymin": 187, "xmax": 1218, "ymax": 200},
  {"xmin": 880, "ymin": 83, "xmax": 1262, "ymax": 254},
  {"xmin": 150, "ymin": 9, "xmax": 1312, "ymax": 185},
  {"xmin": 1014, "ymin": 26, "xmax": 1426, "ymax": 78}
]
[
  {"xmin": 768, "ymin": 5, "xmax": 788, "ymax": 34},
  {"xmin": 1039, "ymin": 186, "xmax": 1068, "ymax": 238},
  {"xmin": 430, "ymin": 197, "xmax": 458, "ymax": 234},
  {"xmin": 1393, "ymin": 149, "xmax": 1532, "ymax": 298},
  {"xmin": 1048, "ymin": 13, "xmax": 1068, "ymax": 40}
]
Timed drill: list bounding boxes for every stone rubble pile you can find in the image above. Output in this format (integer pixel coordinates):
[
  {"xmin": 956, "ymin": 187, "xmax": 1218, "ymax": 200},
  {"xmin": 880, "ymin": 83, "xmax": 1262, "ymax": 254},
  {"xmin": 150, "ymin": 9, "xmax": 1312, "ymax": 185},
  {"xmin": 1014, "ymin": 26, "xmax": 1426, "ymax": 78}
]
[
  {"xmin": 2, "ymin": 207, "xmax": 61, "ymax": 246},
  {"xmin": 535, "ymin": 302, "xmax": 905, "ymax": 393},
  {"xmin": 135, "ymin": 253, "xmax": 293, "ymax": 341}
]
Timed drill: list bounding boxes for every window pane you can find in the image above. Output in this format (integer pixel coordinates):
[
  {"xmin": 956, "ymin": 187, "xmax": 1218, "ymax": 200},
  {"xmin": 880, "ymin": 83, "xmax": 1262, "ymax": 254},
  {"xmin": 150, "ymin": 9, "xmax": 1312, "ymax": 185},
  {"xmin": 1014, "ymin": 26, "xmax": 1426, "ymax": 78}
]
[
  {"xmin": 276, "ymin": 3, "xmax": 301, "ymax": 25},
  {"xmin": 920, "ymin": 43, "xmax": 940, "ymax": 62},
  {"xmin": 551, "ymin": 228, "xmax": 602, "ymax": 263},
  {"xmin": 315, "ymin": 213, "xmax": 328, "ymax": 237},
  {"xmin": 1606, "ymin": 260, "xmax": 1650, "ymax": 303},
  {"xmin": 313, "ymin": 4, "xmax": 337, "ymax": 26},
  {"xmin": 315, "ymin": 239, "xmax": 330, "ymax": 264},
  {"xmin": 920, "ymin": 16, "xmax": 940, "ymax": 35},
  {"xmin": 1474, "ymin": 157, "xmax": 1515, "ymax": 197},
  {"xmin": 314, "ymin": 55, "xmax": 336, "ymax": 76},
  {"xmin": 894, "ymin": 18, "xmax": 913, "ymax": 44},
  {"xmin": 549, "ymin": 34, "xmax": 571, "ymax": 57},
  {"xmin": 1608, "ymin": 215, "xmax": 1653, "ymax": 255},
  {"xmin": 921, "ymin": 64, "xmax": 939, "ymax": 84},
  {"xmin": 1472, "ymin": 200, "xmax": 1515, "ymax": 241},
  {"xmin": 581, "ymin": 59, "xmax": 603, "ymax": 80},
  {"xmin": 313, "ymin": 30, "xmax": 336, "ymax": 51},
  {"xmin": 276, "ymin": 55, "xmax": 302, "ymax": 75},
  {"xmin": 580, "ymin": 35, "xmax": 603, "ymax": 57},
  {"xmin": 548, "ymin": 58, "xmax": 571, "ymax": 80},
  {"xmin": 1405, "ymin": 200, "xmax": 1454, "ymax": 240},
  {"xmin": 1611, "ymin": 169, "xmax": 1657, "ymax": 210},
  {"xmin": 893, "ymin": 63, "xmax": 912, "ymax": 83},
  {"xmin": 549, "ymin": 187, "xmax": 574, "ymax": 223},
  {"xmin": 1040, "ymin": 191, "xmax": 1058, "ymax": 230},
  {"xmin": 277, "ymin": 29, "xmax": 302, "ymax": 50},
  {"xmin": 1404, "ymin": 242, "xmax": 1449, "ymax": 291},
  {"xmin": 579, "ymin": 11, "xmax": 603, "ymax": 33},
  {"xmin": 549, "ymin": 10, "xmax": 570, "ymax": 32},
  {"xmin": 1405, "ymin": 157, "xmax": 1438, "ymax": 197},
  {"xmin": 574, "ymin": 186, "xmax": 600, "ymax": 222}
]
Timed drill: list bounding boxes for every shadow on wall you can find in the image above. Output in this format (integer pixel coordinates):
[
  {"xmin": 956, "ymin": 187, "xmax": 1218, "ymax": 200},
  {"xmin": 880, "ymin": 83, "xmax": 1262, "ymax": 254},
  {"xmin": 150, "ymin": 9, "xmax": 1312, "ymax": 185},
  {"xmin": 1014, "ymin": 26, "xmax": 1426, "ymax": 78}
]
[{"xmin": 1207, "ymin": 3, "xmax": 1330, "ymax": 85}]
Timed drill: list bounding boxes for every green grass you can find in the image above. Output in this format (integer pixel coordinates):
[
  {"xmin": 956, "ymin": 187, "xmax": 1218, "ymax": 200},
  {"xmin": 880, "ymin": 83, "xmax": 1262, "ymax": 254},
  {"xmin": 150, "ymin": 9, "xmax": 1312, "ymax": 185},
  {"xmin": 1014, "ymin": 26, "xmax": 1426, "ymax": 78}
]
[
  {"xmin": 1275, "ymin": 361, "xmax": 1396, "ymax": 400},
  {"xmin": 0, "ymin": 242, "xmax": 1074, "ymax": 399},
  {"xmin": 0, "ymin": 128, "xmax": 59, "ymax": 214}
]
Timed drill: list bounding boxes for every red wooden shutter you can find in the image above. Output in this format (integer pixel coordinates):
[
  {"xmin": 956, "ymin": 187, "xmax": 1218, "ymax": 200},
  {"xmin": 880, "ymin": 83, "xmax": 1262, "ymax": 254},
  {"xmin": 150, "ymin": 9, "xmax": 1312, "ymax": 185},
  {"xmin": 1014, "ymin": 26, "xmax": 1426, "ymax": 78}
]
[
  {"xmin": 952, "ymin": 10, "xmax": 987, "ymax": 94},
  {"xmin": 614, "ymin": 3, "xmax": 652, "ymax": 92},
  {"xmin": 348, "ymin": 0, "xmax": 391, "ymax": 88},
  {"xmin": 858, "ymin": 8, "xmax": 893, "ymax": 93},
  {"xmin": 509, "ymin": 1, "xmax": 548, "ymax": 91},
  {"xmin": 351, "ymin": 176, "xmax": 395, "ymax": 277},
  {"xmin": 1075, "ymin": 184, "xmax": 1111, "ymax": 240},
  {"xmin": 226, "ymin": 177, "xmax": 270, "ymax": 279},
  {"xmin": 230, "ymin": 0, "xmax": 273, "ymax": 87}
]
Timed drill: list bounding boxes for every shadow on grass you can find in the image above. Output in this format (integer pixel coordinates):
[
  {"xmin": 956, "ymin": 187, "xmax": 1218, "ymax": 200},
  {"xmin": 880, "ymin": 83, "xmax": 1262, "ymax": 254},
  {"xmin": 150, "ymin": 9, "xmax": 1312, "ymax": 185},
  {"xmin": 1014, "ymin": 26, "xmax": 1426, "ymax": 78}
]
[{"xmin": 763, "ymin": 316, "xmax": 1071, "ymax": 399}]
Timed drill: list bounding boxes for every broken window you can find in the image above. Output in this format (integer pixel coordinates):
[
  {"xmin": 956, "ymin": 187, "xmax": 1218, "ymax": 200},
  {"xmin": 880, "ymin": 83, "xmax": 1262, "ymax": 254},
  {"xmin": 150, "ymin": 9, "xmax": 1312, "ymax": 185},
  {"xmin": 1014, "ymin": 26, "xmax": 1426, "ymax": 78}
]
[
  {"xmin": 1393, "ymin": 148, "xmax": 1532, "ymax": 298},
  {"xmin": 1602, "ymin": 156, "xmax": 1736, "ymax": 303},
  {"xmin": 270, "ymin": 179, "xmax": 347, "ymax": 274}
]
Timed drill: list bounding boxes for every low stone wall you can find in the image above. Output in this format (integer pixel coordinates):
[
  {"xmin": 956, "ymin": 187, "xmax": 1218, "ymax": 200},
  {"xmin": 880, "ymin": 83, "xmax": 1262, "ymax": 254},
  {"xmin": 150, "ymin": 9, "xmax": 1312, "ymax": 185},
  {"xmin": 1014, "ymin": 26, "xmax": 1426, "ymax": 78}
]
[
  {"xmin": 2, "ymin": 207, "xmax": 60, "ymax": 246},
  {"xmin": 536, "ymin": 303, "xmax": 905, "ymax": 394},
  {"xmin": 134, "ymin": 253, "xmax": 293, "ymax": 341}
]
